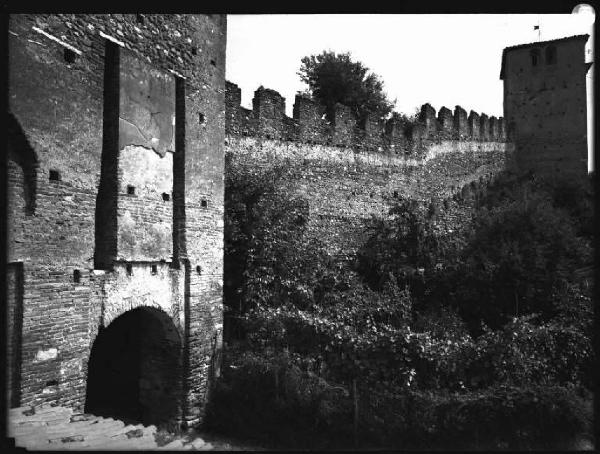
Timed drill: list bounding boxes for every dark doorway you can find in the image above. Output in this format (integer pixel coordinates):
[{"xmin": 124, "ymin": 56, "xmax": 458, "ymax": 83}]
[{"xmin": 85, "ymin": 307, "xmax": 182, "ymax": 427}]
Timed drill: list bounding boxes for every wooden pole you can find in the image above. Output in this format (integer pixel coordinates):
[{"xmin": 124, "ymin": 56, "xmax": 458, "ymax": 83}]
[{"xmin": 352, "ymin": 377, "xmax": 359, "ymax": 448}]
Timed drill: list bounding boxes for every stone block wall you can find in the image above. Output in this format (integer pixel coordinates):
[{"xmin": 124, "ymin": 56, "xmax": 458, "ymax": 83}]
[
  {"xmin": 224, "ymin": 82, "xmax": 512, "ymax": 259},
  {"xmin": 7, "ymin": 13, "xmax": 226, "ymax": 427}
]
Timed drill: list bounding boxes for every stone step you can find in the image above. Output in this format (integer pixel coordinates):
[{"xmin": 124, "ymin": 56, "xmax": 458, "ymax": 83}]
[
  {"xmin": 42, "ymin": 419, "xmax": 114, "ymax": 435},
  {"xmin": 8, "ymin": 406, "xmax": 33, "ymax": 416},
  {"xmin": 34, "ymin": 405, "xmax": 73, "ymax": 415},
  {"xmin": 113, "ymin": 424, "xmax": 142, "ymax": 436},
  {"xmin": 193, "ymin": 437, "xmax": 208, "ymax": 448},
  {"xmin": 9, "ymin": 422, "xmax": 49, "ymax": 436},
  {"xmin": 144, "ymin": 424, "xmax": 158, "ymax": 434},
  {"xmin": 85, "ymin": 436, "xmax": 157, "ymax": 450},
  {"xmin": 55, "ymin": 440, "xmax": 92, "ymax": 450},
  {"xmin": 48, "ymin": 434, "xmax": 85, "ymax": 444},
  {"xmin": 14, "ymin": 434, "xmax": 53, "ymax": 447},
  {"xmin": 10, "ymin": 430, "xmax": 56, "ymax": 440},
  {"xmin": 158, "ymin": 439, "xmax": 184, "ymax": 450},
  {"xmin": 70, "ymin": 413, "xmax": 101, "ymax": 422},
  {"xmin": 83, "ymin": 431, "xmax": 138, "ymax": 444},
  {"xmin": 16, "ymin": 441, "xmax": 53, "ymax": 451},
  {"xmin": 10, "ymin": 405, "xmax": 164, "ymax": 451},
  {"xmin": 45, "ymin": 416, "xmax": 74, "ymax": 426},
  {"xmin": 10, "ymin": 414, "xmax": 71, "ymax": 425},
  {"xmin": 110, "ymin": 434, "xmax": 131, "ymax": 442},
  {"xmin": 82, "ymin": 419, "xmax": 126, "ymax": 432}
]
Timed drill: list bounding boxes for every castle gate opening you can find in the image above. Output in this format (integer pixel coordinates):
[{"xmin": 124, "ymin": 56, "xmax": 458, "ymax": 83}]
[{"xmin": 85, "ymin": 306, "xmax": 182, "ymax": 427}]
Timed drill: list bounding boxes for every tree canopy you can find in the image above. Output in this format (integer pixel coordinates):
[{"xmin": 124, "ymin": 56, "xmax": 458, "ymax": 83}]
[{"xmin": 298, "ymin": 51, "xmax": 395, "ymax": 122}]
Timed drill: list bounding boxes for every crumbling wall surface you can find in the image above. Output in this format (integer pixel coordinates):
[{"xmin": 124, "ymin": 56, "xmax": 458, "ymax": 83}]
[
  {"xmin": 225, "ymin": 136, "xmax": 510, "ymax": 259},
  {"xmin": 7, "ymin": 13, "xmax": 226, "ymax": 426},
  {"xmin": 224, "ymin": 82, "xmax": 511, "ymax": 259},
  {"xmin": 117, "ymin": 50, "xmax": 175, "ymax": 262},
  {"xmin": 117, "ymin": 145, "xmax": 173, "ymax": 261}
]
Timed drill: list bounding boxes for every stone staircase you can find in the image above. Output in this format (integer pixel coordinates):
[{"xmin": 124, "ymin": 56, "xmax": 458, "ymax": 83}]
[{"xmin": 8, "ymin": 405, "xmax": 215, "ymax": 450}]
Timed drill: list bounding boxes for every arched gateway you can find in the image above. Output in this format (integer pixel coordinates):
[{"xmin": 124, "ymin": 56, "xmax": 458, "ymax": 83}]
[{"xmin": 85, "ymin": 307, "xmax": 182, "ymax": 427}]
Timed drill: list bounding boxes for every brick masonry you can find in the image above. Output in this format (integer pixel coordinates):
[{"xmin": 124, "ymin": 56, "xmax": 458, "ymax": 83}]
[{"xmin": 7, "ymin": 14, "xmax": 226, "ymax": 427}]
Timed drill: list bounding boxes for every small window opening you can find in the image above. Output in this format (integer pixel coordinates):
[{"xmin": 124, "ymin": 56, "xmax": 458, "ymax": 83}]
[
  {"xmin": 201, "ymin": 199, "xmax": 208, "ymax": 208},
  {"xmin": 126, "ymin": 263, "xmax": 133, "ymax": 276},
  {"xmin": 162, "ymin": 192, "xmax": 170, "ymax": 201},
  {"xmin": 393, "ymin": 191, "xmax": 399, "ymax": 198},
  {"xmin": 530, "ymin": 48, "xmax": 540, "ymax": 67},
  {"xmin": 191, "ymin": 46, "xmax": 198, "ymax": 56},
  {"xmin": 196, "ymin": 265, "xmax": 202, "ymax": 274},
  {"xmin": 198, "ymin": 113, "xmax": 205, "ymax": 124},
  {"xmin": 545, "ymin": 45, "xmax": 557, "ymax": 65},
  {"xmin": 210, "ymin": 59, "xmax": 216, "ymax": 67},
  {"xmin": 64, "ymin": 48, "xmax": 77, "ymax": 64},
  {"xmin": 151, "ymin": 264, "xmax": 157, "ymax": 275},
  {"xmin": 127, "ymin": 185, "xmax": 136, "ymax": 195},
  {"xmin": 45, "ymin": 380, "xmax": 58, "ymax": 387},
  {"xmin": 49, "ymin": 170, "xmax": 61, "ymax": 181},
  {"xmin": 73, "ymin": 269, "xmax": 81, "ymax": 283}
]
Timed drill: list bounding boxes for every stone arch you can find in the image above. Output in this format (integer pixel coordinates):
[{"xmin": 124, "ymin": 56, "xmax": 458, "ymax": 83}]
[
  {"xmin": 7, "ymin": 113, "xmax": 38, "ymax": 215},
  {"xmin": 85, "ymin": 306, "xmax": 182, "ymax": 427},
  {"xmin": 99, "ymin": 263, "xmax": 184, "ymax": 331}
]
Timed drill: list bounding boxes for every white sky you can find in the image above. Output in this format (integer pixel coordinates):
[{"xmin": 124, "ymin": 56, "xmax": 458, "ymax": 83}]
[
  {"xmin": 226, "ymin": 10, "xmax": 594, "ymax": 117},
  {"xmin": 226, "ymin": 8, "xmax": 595, "ymax": 171}
]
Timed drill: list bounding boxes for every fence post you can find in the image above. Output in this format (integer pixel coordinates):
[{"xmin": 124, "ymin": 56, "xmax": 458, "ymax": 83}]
[{"xmin": 352, "ymin": 377, "xmax": 359, "ymax": 447}]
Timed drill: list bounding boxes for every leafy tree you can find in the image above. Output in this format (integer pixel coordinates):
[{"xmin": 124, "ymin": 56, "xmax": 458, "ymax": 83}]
[
  {"xmin": 356, "ymin": 197, "xmax": 461, "ymax": 295},
  {"xmin": 355, "ymin": 172, "xmax": 592, "ymax": 333},
  {"xmin": 298, "ymin": 51, "xmax": 395, "ymax": 122},
  {"xmin": 450, "ymin": 174, "xmax": 592, "ymax": 331},
  {"xmin": 224, "ymin": 152, "xmax": 333, "ymax": 340}
]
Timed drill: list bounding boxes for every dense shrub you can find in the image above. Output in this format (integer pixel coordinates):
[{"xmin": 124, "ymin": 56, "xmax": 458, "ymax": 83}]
[
  {"xmin": 466, "ymin": 314, "xmax": 593, "ymax": 389},
  {"xmin": 220, "ymin": 161, "xmax": 594, "ymax": 449},
  {"xmin": 452, "ymin": 176, "xmax": 591, "ymax": 330},
  {"xmin": 205, "ymin": 347, "xmax": 354, "ymax": 449},
  {"xmin": 206, "ymin": 345, "xmax": 592, "ymax": 450},
  {"xmin": 356, "ymin": 171, "xmax": 593, "ymax": 332},
  {"xmin": 360, "ymin": 385, "xmax": 592, "ymax": 450}
]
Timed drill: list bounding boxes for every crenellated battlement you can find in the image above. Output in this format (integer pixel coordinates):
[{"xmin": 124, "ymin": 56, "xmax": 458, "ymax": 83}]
[{"xmin": 226, "ymin": 81, "xmax": 508, "ymax": 154}]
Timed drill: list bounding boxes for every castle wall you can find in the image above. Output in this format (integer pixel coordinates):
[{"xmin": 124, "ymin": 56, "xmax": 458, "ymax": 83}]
[
  {"xmin": 225, "ymin": 82, "xmax": 512, "ymax": 259},
  {"xmin": 226, "ymin": 137, "xmax": 508, "ymax": 259},
  {"xmin": 7, "ymin": 14, "xmax": 226, "ymax": 426}
]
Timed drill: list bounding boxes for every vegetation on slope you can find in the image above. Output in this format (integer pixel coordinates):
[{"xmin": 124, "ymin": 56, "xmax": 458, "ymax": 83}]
[{"xmin": 210, "ymin": 163, "xmax": 594, "ymax": 450}]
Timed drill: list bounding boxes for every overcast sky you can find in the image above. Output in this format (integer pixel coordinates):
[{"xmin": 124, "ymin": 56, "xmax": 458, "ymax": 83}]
[{"xmin": 225, "ymin": 8, "xmax": 594, "ymax": 120}]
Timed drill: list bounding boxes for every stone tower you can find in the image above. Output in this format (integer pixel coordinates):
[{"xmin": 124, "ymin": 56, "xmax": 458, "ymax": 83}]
[{"xmin": 500, "ymin": 34, "xmax": 590, "ymax": 176}]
